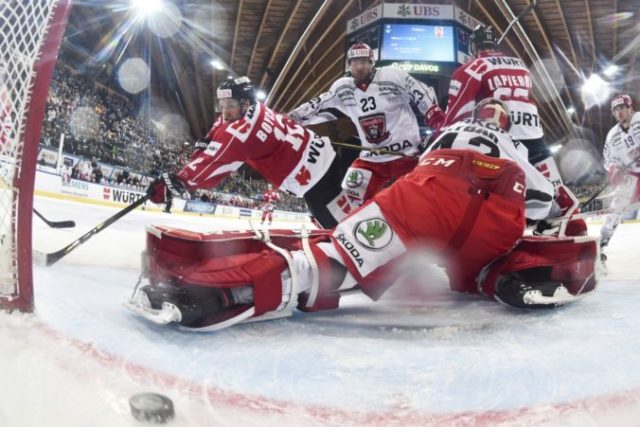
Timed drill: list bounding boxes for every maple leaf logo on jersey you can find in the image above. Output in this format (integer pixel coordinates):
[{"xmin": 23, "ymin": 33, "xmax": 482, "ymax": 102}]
[
  {"xmin": 295, "ymin": 166, "xmax": 311, "ymax": 186},
  {"xmin": 359, "ymin": 113, "xmax": 390, "ymax": 145},
  {"xmin": 355, "ymin": 218, "xmax": 392, "ymax": 250}
]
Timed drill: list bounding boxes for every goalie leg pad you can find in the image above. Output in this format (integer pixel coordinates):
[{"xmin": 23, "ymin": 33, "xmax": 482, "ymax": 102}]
[{"xmin": 479, "ymin": 236, "xmax": 598, "ymax": 308}]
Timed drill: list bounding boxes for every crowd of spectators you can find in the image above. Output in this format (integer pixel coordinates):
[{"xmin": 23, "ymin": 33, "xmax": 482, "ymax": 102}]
[{"xmin": 39, "ymin": 64, "xmax": 309, "ymax": 213}]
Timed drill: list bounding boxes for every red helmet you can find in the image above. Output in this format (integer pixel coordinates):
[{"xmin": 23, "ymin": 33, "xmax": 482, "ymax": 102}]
[
  {"xmin": 347, "ymin": 43, "xmax": 374, "ymax": 63},
  {"xmin": 473, "ymin": 98, "xmax": 511, "ymax": 131},
  {"xmin": 611, "ymin": 94, "xmax": 633, "ymax": 112}
]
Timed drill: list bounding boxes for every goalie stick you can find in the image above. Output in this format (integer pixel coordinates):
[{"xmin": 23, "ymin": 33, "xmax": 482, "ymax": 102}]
[
  {"xmin": 331, "ymin": 141, "xmax": 417, "ymax": 158},
  {"xmin": 34, "ymin": 195, "xmax": 149, "ymax": 266},
  {"xmin": 33, "ymin": 208, "xmax": 75, "ymax": 228}
]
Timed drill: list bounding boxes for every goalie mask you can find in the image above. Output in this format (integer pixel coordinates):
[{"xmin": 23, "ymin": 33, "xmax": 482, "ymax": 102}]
[
  {"xmin": 469, "ymin": 25, "xmax": 497, "ymax": 57},
  {"xmin": 473, "ymin": 98, "xmax": 511, "ymax": 131}
]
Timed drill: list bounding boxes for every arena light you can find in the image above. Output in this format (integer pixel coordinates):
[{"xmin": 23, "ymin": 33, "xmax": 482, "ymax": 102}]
[
  {"xmin": 256, "ymin": 90, "xmax": 267, "ymax": 101},
  {"xmin": 566, "ymin": 106, "xmax": 576, "ymax": 115},
  {"xmin": 581, "ymin": 74, "xmax": 610, "ymax": 108},
  {"xmin": 210, "ymin": 60, "xmax": 225, "ymax": 70},
  {"xmin": 131, "ymin": 0, "xmax": 164, "ymax": 17},
  {"xmin": 603, "ymin": 64, "xmax": 619, "ymax": 78},
  {"xmin": 550, "ymin": 144, "xmax": 561, "ymax": 154}
]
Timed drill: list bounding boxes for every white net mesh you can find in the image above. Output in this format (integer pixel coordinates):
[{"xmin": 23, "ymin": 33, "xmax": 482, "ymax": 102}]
[{"xmin": 0, "ymin": 1, "xmax": 64, "ymax": 301}]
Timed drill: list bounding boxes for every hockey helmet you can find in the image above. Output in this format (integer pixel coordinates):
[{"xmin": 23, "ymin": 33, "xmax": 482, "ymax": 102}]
[
  {"xmin": 473, "ymin": 98, "xmax": 511, "ymax": 131},
  {"xmin": 469, "ymin": 25, "xmax": 497, "ymax": 55},
  {"xmin": 217, "ymin": 76, "xmax": 256, "ymax": 105},
  {"xmin": 611, "ymin": 94, "xmax": 633, "ymax": 112},
  {"xmin": 347, "ymin": 43, "xmax": 374, "ymax": 63}
]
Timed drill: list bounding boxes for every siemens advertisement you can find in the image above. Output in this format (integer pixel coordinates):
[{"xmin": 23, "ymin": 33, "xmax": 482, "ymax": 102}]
[{"xmin": 381, "ymin": 23, "xmax": 455, "ymax": 62}]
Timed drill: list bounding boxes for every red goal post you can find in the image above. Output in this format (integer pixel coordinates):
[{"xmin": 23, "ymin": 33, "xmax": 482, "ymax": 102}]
[{"xmin": 0, "ymin": 1, "xmax": 71, "ymax": 312}]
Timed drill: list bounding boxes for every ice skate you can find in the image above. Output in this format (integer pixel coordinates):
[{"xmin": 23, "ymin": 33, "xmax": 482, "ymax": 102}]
[{"xmin": 127, "ymin": 282, "xmax": 233, "ymax": 327}]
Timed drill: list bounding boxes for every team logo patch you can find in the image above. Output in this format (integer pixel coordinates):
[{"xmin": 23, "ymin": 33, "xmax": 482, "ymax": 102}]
[
  {"xmin": 359, "ymin": 113, "xmax": 390, "ymax": 144},
  {"xmin": 346, "ymin": 170, "xmax": 363, "ymax": 188},
  {"xmin": 205, "ymin": 141, "xmax": 222, "ymax": 156},
  {"xmin": 354, "ymin": 218, "xmax": 393, "ymax": 250}
]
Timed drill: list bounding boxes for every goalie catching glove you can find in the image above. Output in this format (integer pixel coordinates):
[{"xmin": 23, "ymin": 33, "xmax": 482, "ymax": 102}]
[{"xmin": 147, "ymin": 173, "xmax": 186, "ymax": 204}]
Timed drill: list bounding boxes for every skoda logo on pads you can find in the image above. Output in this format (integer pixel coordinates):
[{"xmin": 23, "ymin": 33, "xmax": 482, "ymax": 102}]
[
  {"xmin": 346, "ymin": 170, "xmax": 364, "ymax": 188},
  {"xmin": 354, "ymin": 218, "xmax": 393, "ymax": 250}
]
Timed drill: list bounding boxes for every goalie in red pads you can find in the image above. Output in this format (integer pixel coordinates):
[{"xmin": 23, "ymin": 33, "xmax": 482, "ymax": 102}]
[{"xmin": 126, "ymin": 100, "xmax": 598, "ymax": 330}]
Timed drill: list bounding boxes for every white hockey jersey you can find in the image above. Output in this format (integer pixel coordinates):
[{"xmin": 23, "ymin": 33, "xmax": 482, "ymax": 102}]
[
  {"xmin": 426, "ymin": 118, "xmax": 554, "ymax": 220},
  {"xmin": 603, "ymin": 112, "xmax": 640, "ymax": 174},
  {"xmin": 288, "ymin": 66, "xmax": 438, "ymax": 163}
]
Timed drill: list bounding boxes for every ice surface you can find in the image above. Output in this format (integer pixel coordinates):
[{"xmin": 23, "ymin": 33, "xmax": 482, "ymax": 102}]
[{"xmin": 1, "ymin": 197, "xmax": 640, "ymax": 426}]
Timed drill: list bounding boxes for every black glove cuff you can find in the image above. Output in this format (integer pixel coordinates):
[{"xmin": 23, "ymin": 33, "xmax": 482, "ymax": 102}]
[{"xmin": 162, "ymin": 173, "xmax": 185, "ymax": 198}]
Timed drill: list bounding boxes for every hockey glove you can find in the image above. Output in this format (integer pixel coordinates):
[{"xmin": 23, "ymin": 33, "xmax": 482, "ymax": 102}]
[
  {"xmin": 424, "ymin": 105, "xmax": 444, "ymax": 130},
  {"xmin": 607, "ymin": 167, "xmax": 625, "ymax": 186},
  {"xmin": 194, "ymin": 137, "xmax": 211, "ymax": 151},
  {"xmin": 532, "ymin": 220, "xmax": 559, "ymax": 237},
  {"xmin": 147, "ymin": 173, "xmax": 186, "ymax": 204},
  {"xmin": 533, "ymin": 185, "xmax": 587, "ymax": 237}
]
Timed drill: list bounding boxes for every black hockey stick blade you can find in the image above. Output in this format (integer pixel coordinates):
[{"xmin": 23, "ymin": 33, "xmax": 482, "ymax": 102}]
[
  {"xmin": 34, "ymin": 195, "xmax": 150, "ymax": 267},
  {"xmin": 33, "ymin": 208, "xmax": 76, "ymax": 228}
]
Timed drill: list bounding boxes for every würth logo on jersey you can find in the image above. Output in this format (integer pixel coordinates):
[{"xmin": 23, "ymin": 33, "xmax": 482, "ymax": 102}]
[
  {"xmin": 354, "ymin": 218, "xmax": 393, "ymax": 250},
  {"xmin": 359, "ymin": 113, "xmax": 390, "ymax": 144}
]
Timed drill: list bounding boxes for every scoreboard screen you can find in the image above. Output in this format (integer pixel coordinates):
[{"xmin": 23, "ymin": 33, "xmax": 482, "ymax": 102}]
[{"xmin": 380, "ymin": 23, "xmax": 455, "ymax": 62}]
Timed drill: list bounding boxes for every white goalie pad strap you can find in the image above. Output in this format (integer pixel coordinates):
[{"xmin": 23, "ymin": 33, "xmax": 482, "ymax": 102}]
[
  {"xmin": 246, "ymin": 221, "xmax": 300, "ymax": 321},
  {"xmin": 300, "ymin": 225, "xmax": 321, "ymax": 308}
]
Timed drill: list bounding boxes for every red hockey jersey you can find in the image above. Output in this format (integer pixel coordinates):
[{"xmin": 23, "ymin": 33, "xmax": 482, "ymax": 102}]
[
  {"xmin": 177, "ymin": 103, "xmax": 336, "ymax": 197},
  {"xmin": 441, "ymin": 51, "xmax": 543, "ymax": 140}
]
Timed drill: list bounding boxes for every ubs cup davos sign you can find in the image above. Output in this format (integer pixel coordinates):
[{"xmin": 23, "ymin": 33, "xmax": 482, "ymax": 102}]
[{"xmin": 347, "ymin": 3, "xmax": 481, "ymax": 34}]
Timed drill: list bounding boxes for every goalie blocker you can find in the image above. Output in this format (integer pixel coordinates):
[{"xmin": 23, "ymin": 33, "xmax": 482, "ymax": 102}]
[{"xmin": 126, "ymin": 150, "xmax": 598, "ymax": 331}]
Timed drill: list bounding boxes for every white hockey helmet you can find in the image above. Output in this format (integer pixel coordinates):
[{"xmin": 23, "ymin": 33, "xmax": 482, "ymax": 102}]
[
  {"xmin": 611, "ymin": 94, "xmax": 633, "ymax": 112},
  {"xmin": 473, "ymin": 98, "xmax": 511, "ymax": 131},
  {"xmin": 347, "ymin": 43, "xmax": 374, "ymax": 63}
]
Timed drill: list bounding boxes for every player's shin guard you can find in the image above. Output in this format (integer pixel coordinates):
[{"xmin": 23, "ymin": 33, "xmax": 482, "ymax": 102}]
[{"xmin": 479, "ymin": 236, "xmax": 598, "ymax": 309}]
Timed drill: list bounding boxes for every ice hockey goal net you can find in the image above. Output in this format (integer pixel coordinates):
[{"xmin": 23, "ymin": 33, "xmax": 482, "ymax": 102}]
[{"xmin": 0, "ymin": 1, "xmax": 71, "ymax": 312}]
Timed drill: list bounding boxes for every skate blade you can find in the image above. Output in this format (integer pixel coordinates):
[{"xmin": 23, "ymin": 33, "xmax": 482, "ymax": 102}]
[{"xmin": 123, "ymin": 297, "xmax": 182, "ymax": 325}]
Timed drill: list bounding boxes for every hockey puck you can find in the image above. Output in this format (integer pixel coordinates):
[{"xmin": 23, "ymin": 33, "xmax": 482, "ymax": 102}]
[{"xmin": 129, "ymin": 392, "xmax": 174, "ymax": 424}]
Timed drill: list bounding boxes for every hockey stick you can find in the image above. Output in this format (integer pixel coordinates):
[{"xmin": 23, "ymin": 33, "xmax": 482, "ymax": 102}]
[
  {"xmin": 34, "ymin": 195, "xmax": 149, "ymax": 267},
  {"xmin": 549, "ymin": 199, "xmax": 640, "ymax": 223},
  {"xmin": 331, "ymin": 141, "xmax": 417, "ymax": 158},
  {"xmin": 33, "ymin": 208, "xmax": 76, "ymax": 228},
  {"xmin": 497, "ymin": 0, "xmax": 538, "ymax": 46},
  {"xmin": 578, "ymin": 155, "xmax": 640, "ymax": 209}
]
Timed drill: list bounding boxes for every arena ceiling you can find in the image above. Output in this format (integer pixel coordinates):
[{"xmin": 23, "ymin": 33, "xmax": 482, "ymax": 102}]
[{"xmin": 62, "ymin": 0, "xmax": 639, "ymax": 149}]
